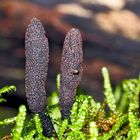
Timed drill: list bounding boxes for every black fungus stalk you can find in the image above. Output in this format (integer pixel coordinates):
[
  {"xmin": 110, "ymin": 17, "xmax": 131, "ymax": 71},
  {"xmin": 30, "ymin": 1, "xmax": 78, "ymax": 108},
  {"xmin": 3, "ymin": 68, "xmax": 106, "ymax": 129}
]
[
  {"xmin": 25, "ymin": 18, "xmax": 55, "ymax": 137},
  {"xmin": 60, "ymin": 28, "xmax": 83, "ymax": 119}
]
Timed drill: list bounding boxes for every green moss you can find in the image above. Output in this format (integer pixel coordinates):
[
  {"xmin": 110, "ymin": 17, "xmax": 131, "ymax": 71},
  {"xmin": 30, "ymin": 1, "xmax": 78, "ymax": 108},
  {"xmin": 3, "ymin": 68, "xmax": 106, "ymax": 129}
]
[
  {"xmin": 0, "ymin": 85, "xmax": 16, "ymax": 103},
  {"xmin": 0, "ymin": 67, "xmax": 140, "ymax": 140}
]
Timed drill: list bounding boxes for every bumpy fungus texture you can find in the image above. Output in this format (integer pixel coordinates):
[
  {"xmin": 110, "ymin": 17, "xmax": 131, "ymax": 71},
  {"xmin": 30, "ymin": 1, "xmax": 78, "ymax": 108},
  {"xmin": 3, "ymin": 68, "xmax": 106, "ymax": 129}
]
[
  {"xmin": 25, "ymin": 18, "xmax": 55, "ymax": 137},
  {"xmin": 60, "ymin": 28, "xmax": 83, "ymax": 119}
]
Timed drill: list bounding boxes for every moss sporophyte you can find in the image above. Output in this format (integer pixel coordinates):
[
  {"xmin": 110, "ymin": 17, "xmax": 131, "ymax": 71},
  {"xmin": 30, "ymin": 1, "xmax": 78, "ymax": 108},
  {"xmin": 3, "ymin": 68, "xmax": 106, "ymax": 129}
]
[{"xmin": 0, "ymin": 17, "xmax": 140, "ymax": 140}]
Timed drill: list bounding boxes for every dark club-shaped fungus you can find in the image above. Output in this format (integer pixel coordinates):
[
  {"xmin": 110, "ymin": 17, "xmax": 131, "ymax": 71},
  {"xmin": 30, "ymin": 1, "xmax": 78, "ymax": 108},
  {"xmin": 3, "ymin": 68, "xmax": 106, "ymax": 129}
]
[
  {"xmin": 60, "ymin": 28, "xmax": 83, "ymax": 119},
  {"xmin": 25, "ymin": 18, "xmax": 55, "ymax": 137}
]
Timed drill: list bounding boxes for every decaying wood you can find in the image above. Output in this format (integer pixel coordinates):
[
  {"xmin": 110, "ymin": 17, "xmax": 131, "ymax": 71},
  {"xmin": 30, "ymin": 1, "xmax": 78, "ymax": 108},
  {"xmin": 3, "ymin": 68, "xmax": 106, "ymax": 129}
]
[
  {"xmin": 60, "ymin": 28, "xmax": 83, "ymax": 119},
  {"xmin": 25, "ymin": 18, "xmax": 55, "ymax": 137}
]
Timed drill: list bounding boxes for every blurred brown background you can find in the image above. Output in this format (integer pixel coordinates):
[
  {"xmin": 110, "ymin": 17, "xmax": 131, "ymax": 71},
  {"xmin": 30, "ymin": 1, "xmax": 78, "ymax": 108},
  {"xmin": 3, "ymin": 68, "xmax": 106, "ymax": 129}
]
[{"xmin": 0, "ymin": 0, "xmax": 140, "ymax": 136}]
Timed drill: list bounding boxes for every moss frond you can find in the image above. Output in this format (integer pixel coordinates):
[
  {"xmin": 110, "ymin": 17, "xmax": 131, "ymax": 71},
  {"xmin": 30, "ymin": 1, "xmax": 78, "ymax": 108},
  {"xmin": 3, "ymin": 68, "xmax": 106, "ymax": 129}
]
[
  {"xmin": 23, "ymin": 130, "xmax": 35, "ymax": 140},
  {"xmin": 12, "ymin": 105, "xmax": 26, "ymax": 140},
  {"xmin": 58, "ymin": 119, "xmax": 68, "ymax": 139},
  {"xmin": 0, "ymin": 85, "xmax": 16, "ymax": 94},
  {"xmin": 89, "ymin": 121, "xmax": 98, "ymax": 140},
  {"xmin": 70, "ymin": 95, "xmax": 90, "ymax": 131},
  {"xmin": 102, "ymin": 67, "xmax": 116, "ymax": 112},
  {"xmin": 0, "ymin": 117, "xmax": 16, "ymax": 126},
  {"xmin": 0, "ymin": 85, "xmax": 16, "ymax": 103},
  {"xmin": 33, "ymin": 114, "xmax": 46, "ymax": 139}
]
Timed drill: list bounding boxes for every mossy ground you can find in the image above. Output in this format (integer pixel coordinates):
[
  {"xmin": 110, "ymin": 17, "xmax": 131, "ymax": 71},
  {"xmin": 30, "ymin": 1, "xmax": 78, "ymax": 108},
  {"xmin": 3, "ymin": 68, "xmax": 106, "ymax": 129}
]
[{"xmin": 0, "ymin": 67, "xmax": 140, "ymax": 140}]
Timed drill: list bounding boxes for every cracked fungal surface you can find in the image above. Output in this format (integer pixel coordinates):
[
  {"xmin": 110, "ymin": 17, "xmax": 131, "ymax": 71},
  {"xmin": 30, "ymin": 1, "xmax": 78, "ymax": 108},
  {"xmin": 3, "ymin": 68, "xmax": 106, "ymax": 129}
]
[
  {"xmin": 25, "ymin": 18, "xmax": 55, "ymax": 137},
  {"xmin": 25, "ymin": 17, "xmax": 49, "ymax": 113},
  {"xmin": 60, "ymin": 28, "xmax": 83, "ymax": 119}
]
